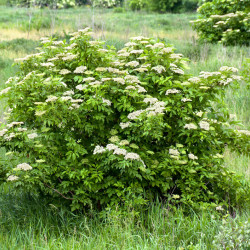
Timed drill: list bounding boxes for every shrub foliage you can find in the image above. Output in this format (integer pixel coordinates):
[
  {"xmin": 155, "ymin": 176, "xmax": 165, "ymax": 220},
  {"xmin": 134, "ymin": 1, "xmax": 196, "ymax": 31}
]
[
  {"xmin": 191, "ymin": 0, "xmax": 250, "ymax": 45},
  {"xmin": 0, "ymin": 28, "xmax": 249, "ymax": 211}
]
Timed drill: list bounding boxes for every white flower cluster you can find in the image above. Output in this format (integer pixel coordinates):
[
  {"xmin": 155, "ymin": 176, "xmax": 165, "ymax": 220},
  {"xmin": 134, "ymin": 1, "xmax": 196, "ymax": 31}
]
[
  {"xmin": 170, "ymin": 64, "xmax": 184, "ymax": 75},
  {"xmin": 188, "ymin": 154, "xmax": 198, "ymax": 160},
  {"xmin": 74, "ymin": 66, "xmax": 87, "ymax": 74},
  {"xmin": 7, "ymin": 122, "xmax": 24, "ymax": 128},
  {"xmin": 125, "ymin": 61, "xmax": 139, "ymax": 67},
  {"xmin": 27, "ymin": 133, "xmax": 38, "ymax": 139},
  {"xmin": 120, "ymin": 122, "xmax": 131, "ymax": 129},
  {"xmin": 16, "ymin": 163, "xmax": 32, "ymax": 171},
  {"xmin": 188, "ymin": 77, "xmax": 200, "ymax": 83},
  {"xmin": 7, "ymin": 175, "xmax": 19, "ymax": 181},
  {"xmin": 169, "ymin": 148, "xmax": 180, "ymax": 156},
  {"xmin": 0, "ymin": 129, "xmax": 8, "ymax": 137},
  {"xmin": 60, "ymin": 69, "xmax": 71, "ymax": 75},
  {"xmin": 41, "ymin": 62, "xmax": 54, "ymax": 67},
  {"xmin": 102, "ymin": 98, "xmax": 112, "ymax": 106},
  {"xmin": 181, "ymin": 98, "xmax": 192, "ymax": 102},
  {"xmin": 199, "ymin": 71, "xmax": 221, "ymax": 79},
  {"xmin": 46, "ymin": 96, "xmax": 58, "ymax": 102},
  {"xmin": 0, "ymin": 87, "xmax": 11, "ymax": 96},
  {"xmin": 152, "ymin": 65, "xmax": 166, "ymax": 74},
  {"xmin": 238, "ymin": 130, "xmax": 250, "ymax": 136},
  {"xmin": 166, "ymin": 89, "xmax": 180, "ymax": 95},
  {"xmin": 184, "ymin": 123, "xmax": 198, "ymax": 130},
  {"xmin": 199, "ymin": 121, "xmax": 210, "ymax": 130}
]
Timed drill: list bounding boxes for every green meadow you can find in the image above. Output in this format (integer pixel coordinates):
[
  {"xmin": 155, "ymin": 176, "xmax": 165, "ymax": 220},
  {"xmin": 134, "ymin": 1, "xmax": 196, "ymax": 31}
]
[{"xmin": 0, "ymin": 6, "xmax": 249, "ymax": 249}]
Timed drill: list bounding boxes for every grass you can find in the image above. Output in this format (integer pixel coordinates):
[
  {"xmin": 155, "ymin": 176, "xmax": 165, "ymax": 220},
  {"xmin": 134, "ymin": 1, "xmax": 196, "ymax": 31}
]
[{"xmin": 0, "ymin": 6, "xmax": 249, "ymax": 249}]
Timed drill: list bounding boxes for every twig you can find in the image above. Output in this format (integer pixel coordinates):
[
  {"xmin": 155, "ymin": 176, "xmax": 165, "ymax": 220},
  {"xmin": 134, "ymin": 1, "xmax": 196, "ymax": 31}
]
[{"xmin": 43, "ymin": 182, "xmax": 74, "ymax": 200}]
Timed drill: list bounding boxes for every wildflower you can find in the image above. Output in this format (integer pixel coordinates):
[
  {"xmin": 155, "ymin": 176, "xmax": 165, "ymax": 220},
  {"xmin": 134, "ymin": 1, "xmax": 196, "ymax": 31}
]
[
  {"xmin": 130, "ymin": 50, "xmax": 144, "ymax": 54},
  {"xmin": 166, "ymin": 89, "xmax": 180, "ymax": 95},
  {"xmin": 7, "ymin": 122, "xmax": 24, "ymax": 128},
  {"xmin": 76, "ymin": 84, "xmax": 87, "ymax": 91},
  {"xmin": 188, "ymin": 154, "xmax": 198, "ymax": 160},
  {"xmin": 62, "ymin": 54, "xmax": 77, "ymax": 61},
  {"xmin": 125, "ymin": 42, "xmax": 137, "ymax": 47},
  {"xmin": 127, "ymin": 110, "xmax": 144, "ymax": 120},
  {"xmin": 170, "ymin": 53, "xmax": 183, "ymax": 59},
  {"xmin": 96, "ymin": 67, "xmax": 107, "ymax": 72},
  {"xmin": 199, "ymin": 121, "xmax": 210, "ymax": 130},
  {"xmin": 46, "ymin": 96, "xmax": 58, "ymax": 102},
  {"xmin": 114, "ymin": 148, "xmax": 127, "ymax": 156},
  {"xmin": 171, "ymin": 67, "xmax": 184, "ymax": 75},
  {"xmin": 137, "ymin": 56, "xmax": 147, "ymax": 60},
  {"xmin": 93, "ymin": 145, "xmax": 106, "ymax": 154},
  {"xmin": 169, "ymin": 149, "xmax": 180, "ymax": 156},
  {"xmin": 152, "ymin": 43, "xmax": 165, "ymax": 49},
  {"xmin": 101, "ymin": 78, "xmax": 111, "ymax": 82},
  {"xmin": 219, "ymin": 66, "xmax": 238, "ymax": 73},
  {"xmin": 63, "ymin": 90, "xmax": 74, "ymax": 96},
  {"xmin": 89, "ymin": 81, "xmax": 101, "ymax": 86},
  {"xmin": 135, "ymin": 67, "xmax": 148, "ymax": 73},
  {"xmin": 109, "ymin": 136, "xmax": 119, "ymax": 143},
  {"xmin": 16, "ymin": 163, "xmax": 32, "ymax": 171},
  {"xmin": 143, "ymin": 97, "xmax": 158, "ymax": 104},
  {"xmin": 113, "ymin": 78, "xmax": 125, "ymax": 85},
  {"xmin": 238, "ymin": 130, "xmax": 250, "ymax": 136},
  {"xmin": 17, "ymin": 128, "xmax": 27, "ymax": 132},
  {"xmin": 106, "ymin": 144, "xmax": 119, "ymax": 151},
  {"xmin": 216, "ymin": 206, "xmax": 224, "ymax": 211},
  {"xmin": 152, "ymin": 65, "xmax": 165, "ymax": 74},
  {"xmin": 7, "ymin": 175, "xmax": 19, "ymax": 181},
  {"xmin": 184, "ymin": 123, "xmax": 197, "ymax": 130},
  {"xmin": 35, "ymin": 110, "xmax": 46, "ymax": 116},
  {"xmin": 120, "ymin": 122, "xmax": 131, "ymax": 129},
  {"xmin": 181, "ymin": 98, "xmax": 192, "ymax": 102},
  {"xmin": 74, "ymin": 66, "xmax": 87, "ymax": 74},
  {"xmin": 160, "ymin": 47, "xmax": 173, "ymax": 54},
  {"xmin": 137, "ymin": 85, "xmax": 147, "ymax": 93},
  {"xmin": 120, "ymin": 140, "xmax": 129, "ymax": 146},
  {"xmin": 41, "ymin": 62, "xmax": 54, "ymax": 67},
  {"xmin": 60, "ymin": 69, "xmax": 71, "ymax": 75},
  {"xmin": 4, "ymin": 132, "xmax": 16, "ymax": 141},
  {"xmin": 27, "ymin": 133, "xmax": 38, "ymax": 139},
  {"xmin": 125, "ymin": 75, "xmax": 140, "ymax": 83},
  {"xmin": 0, "ymin": 87, "xmax": 11, "ymax": 96},
  {"xmin": 82, "ymin": 77, "xmax": 95, "ymax": 82},
  {"xmin": 196, "ymin": 111, "xmax": 203, "ymax": 117},
  {"xmin": 61, "ymin": 96, "xmax": 72, "ymax": 101},
  {"xmin": 0, "ymin": 129, "xmax": 8, "ymax": 137},
  {"xmin": 102, "ymin": 98, "xmax": 112, "ymax": 106},
  {"xmin": 125, "ymin": 152, "xmax": 140, "ymax": 161},
  {"xmin": 125, "ymin": 86, "xmax": 136, "ymax": 90},
  {"xmin": 188, "ymin": 77, "xmax": 200, "ymax": 83},
  {"xmin": 125, "ymin": 61, "xmax": 139, "ymax": 67}
]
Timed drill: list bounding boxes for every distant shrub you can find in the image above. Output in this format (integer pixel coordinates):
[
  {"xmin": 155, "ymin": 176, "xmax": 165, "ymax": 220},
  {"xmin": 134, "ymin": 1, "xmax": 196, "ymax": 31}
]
[
  {"xmin": 241, "ymin": 58, "xmax": 250, "ymax": 88},
  {"xmin": 191, "ymin": 0, "xmax": 250, "ymax": 45},
  {"xmin": 93, "ymin": 0, "xmax": 122, "ymax": 8},
  {"xmin": 0, "ymin": 28, "xmax": 249, "ymax": 211},
  {"xmin": 128, "ymin": 0, "xmax": 198, "ymax": 12}
]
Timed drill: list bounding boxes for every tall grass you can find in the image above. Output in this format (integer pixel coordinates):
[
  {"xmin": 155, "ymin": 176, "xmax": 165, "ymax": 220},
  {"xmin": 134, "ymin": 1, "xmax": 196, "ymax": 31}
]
[{"xmin": 0, "ymin": 6, "xmax": 249, "ymax": 249}]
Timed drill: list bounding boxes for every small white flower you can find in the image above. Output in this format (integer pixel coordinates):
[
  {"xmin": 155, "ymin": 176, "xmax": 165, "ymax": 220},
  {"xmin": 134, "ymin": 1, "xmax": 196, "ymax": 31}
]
[
  {"xmin": 124, "ymin": 152, "xmax": 140, "ymax": 161},
  {"xmin": 143, "ymin": 97, "xmax": 158, "ymax": 104},
  {"xmin": 63, "ymin": 90, "xmax": 74, "ymax": 96},
  {"xmin": 27, "ymin": 133, "xmax": 38, "ymax": 139},
  {"xmin": 74, "ymin": 66, "xmax": 87, "ymax": 74},
  {"xmin": 41, "ymin": 62, "xmax": 55, "ymax": 67},
  {"xmin": 0, "ymin": 129, "xmax": 8, "ymax": 137},
  {"xmin": 127, "ymin": 110, "xmax": 144, "ymax": 120},
  {"xmin": 184, "ymin": 123, "xmax": 197, "ymax": 130},
  {"xmin": 7, "ymin": 175, "xmax": 19, "ymax": 181},
  {"xmin": 82, "ymin": 77, "xmax": 95, "ymax": 82},
  {"xmin": 76, "ymin": 84, "xmax": 87, "ymax": 91},
  {"xmin": 188, "ymin": 154, "xmax": 198, "ymax": 160},
  {"xmin": 114, "ymin": 148, "xmax": 127, "ymax": 156},
  {"xmin": 120, "ymin": 140, "xmax": 129, "ymax": 146},
  {"xmin": 93, "ymin": 145, "xmax": 106, "ymax": 154},
  {"xmin": 16, "ymin": 163, "xmax": 32, "ymax": 171},
  {"xmin": 181, "ymin": 98, "xmax": 192, "ymax": 102},
  {"xmin": 102, "ymin": 98, "xmax": 112, "ymax": 106},
  {"xmin": 60, "ymin": 69, "xmax": 71, "ymax": 75},
  {"xmin": 169, "ymin": 149, "xmax": 180, "ymax": 156},
  {"xmin": 46, "ymin": 96, "xmax": 58, "ymax": 102},
  {"xmin": 106, "ymin": 144, "xmax": 119, "ymax": 151},
  {"xmin": 199, "ymin": 121, "xmax": 210, "ymax": 131},
  {"xmin": 166, "ymin": 89, "xmax": 180, "ymax": 95},
  {"xmin": 35, "ymin": 110, "xmax": 46, "ymax": 116},
  {"xmin": 152, "ymin": 65, "xmax": 165, "ymax": 74},
  {"xmin": 120, "ymin": 122, "xmax": 131, "ymax": 129},
  {"xmin": 113, "ymin": 78, "xmax": 125, "ymax": 85},
  {"xmin": 125, "ymin": 61, "xmax": 139, "ymax": 67}
]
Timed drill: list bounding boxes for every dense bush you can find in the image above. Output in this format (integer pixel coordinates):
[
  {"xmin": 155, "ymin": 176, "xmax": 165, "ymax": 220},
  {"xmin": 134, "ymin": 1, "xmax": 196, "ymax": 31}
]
[
  {"xmin": 8, "ymin": 0, "xmax": 76, "ymax": 8},
  {"xmin": 0, "ymin": 28, "xmax": 249, "ymax": 211},
  {"xmin": 93, "ymin": 0, "xmax": 122, "ymax": 7},
  {"xmin": 191, "ymin": 0, "xmax": 250, "ymax": 45}
]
